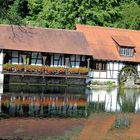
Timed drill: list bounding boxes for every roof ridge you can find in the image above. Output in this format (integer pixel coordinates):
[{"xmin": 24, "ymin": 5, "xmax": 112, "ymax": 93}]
[
  {"xmin": 76, "ymin": 24, "xmax": 140, "ymax": 33},
  {"xmin": 0, "ymin": 24, "xmax": 80, "ymax": 33}
]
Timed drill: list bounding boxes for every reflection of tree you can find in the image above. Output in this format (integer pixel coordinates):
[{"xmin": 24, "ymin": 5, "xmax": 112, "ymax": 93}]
[
  {"xmin": 121, "ymin": 95, "xmax": 136, "ymax": 112},
  {"xmin": 88, "ymin": 102, "xmax": 105, "ymax": 113},
  {"xmin": 118, "ymin": 89, "xmax": 137, "ymax": 113}
]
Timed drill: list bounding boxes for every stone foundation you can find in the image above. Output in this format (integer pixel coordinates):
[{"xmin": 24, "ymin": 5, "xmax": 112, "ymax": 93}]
[
  {"xmin": 4, "ymin": 84, "xmax": 86, "ymax": 94},
  {"xmin": 4, "ymin": 75, "xmax": 86, "ymax": 86}
]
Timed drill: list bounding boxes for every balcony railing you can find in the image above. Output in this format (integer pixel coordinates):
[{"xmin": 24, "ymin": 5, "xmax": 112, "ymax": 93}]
[{"xmin": 2, "ymin": 64, "xmax": 89, "ymax": 77}]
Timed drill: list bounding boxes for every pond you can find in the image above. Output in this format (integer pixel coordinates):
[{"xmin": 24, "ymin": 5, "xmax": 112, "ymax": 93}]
[{"xmin": 0, "ymin": 84, "xmax": 140, "ymax": 118}]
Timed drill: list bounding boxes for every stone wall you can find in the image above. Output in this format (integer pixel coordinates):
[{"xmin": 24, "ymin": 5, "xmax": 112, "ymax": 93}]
[
  {"xmin": 4, "ymin": 84, "xmax": 86, "ymax": 94},
  {"xmin": 4, "ymin": 75, "xmax": 86, "ymax": 86}
]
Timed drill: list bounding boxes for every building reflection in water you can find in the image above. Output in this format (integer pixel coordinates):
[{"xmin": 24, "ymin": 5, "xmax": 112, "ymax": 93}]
[
  {"xmin": 86, "ymin": 88, "xmax": 120, "ymax": 112},
  {"xmin": 1, "ymin": 94, "xmax": 88, "ymax": 117},
  {"xmin": 0, "ymin": 84, "xmax": 3, "ymax": 94},
  {"xmin": 1, "ymin": 85, "xmax": 140, "ymax": 118},
  {"xmin": 86, "ymin": 88, "xmax": 140, "ymax": 113}
]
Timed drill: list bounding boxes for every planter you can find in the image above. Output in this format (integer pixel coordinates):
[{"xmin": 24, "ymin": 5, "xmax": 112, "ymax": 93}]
[{"xmin": 3, "ymin": 64, "xmax": 89, "ymax": 76}]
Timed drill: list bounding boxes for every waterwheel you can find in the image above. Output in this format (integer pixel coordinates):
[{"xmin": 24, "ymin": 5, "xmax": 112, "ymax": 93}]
[{"xmin": 118, "ymin": 66, "xmax": 138, "ymax": 85}]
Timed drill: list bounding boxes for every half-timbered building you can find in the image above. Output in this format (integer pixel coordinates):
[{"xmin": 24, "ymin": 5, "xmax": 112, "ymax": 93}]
[
  {"xmin": 1, "ymin": 24, "xmax": 140, "ymax": 88},
  {"xmin": 76, "ymin": 24, "xmax": 140, "ymax": 85},
  {"xmin": 0, "ymin": 24, "xmax": 92, "ymax": 88}
]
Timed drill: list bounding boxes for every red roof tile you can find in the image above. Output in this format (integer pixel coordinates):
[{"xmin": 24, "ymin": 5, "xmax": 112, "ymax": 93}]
[
  {"xmin": 0, "ymin": 24, "xmax": 92, "ymax": 56},
  {"xmin": 112, "ymin": 35, "xmax": 135, "ymax": 48},
  {"xmin": 76, "ymin": 24, "xmax": 140, "ymax": 62}
]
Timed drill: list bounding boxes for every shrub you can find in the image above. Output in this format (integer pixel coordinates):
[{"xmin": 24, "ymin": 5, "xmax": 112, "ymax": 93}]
[
  {"xmin": 91, "ymin": 80, "xmax": 100, "ymax": 85},
  {"xmin": 107, "ymin": 80, "xmax": 113, "ymax": 87},
  {"xmin": 114, "ymin": 114, "xmax": 130, "ymax": 128}
]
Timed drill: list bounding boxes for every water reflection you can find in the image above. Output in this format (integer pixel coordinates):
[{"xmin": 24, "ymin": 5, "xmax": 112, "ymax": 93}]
[
  {"xmin": 87, "ymin": 88, "xmax": 140, "ymax": 113},
  {"xmin": 86, "ymin": 88, "xmax": 120, "ymax": 112},
  {"xmin": 1, "ymin": 85, "xmax": 140, "ymax": 118},
  {"xmin": 1, "ymin": 94, "xmax": 88, "ymax": 118}
]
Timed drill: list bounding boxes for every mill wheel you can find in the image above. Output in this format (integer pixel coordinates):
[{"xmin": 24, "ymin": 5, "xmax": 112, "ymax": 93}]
[{"xmin": 118, "ymin": 66, "xmax": 138, "ymax": 85}]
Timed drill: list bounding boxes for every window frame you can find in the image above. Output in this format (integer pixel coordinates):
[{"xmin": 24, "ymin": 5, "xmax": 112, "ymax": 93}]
[
  {"xmin": 119, "ymin": 47, "xmax": 134, "ymax": 57},
  {"xmin": 93, "ymin": 61, "xmax": 107, "ymax": 71}
]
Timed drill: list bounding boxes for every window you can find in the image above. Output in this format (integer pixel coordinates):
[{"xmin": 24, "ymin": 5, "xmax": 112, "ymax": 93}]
[
  {"xmin": 120, "ymin": 48, "xmax": 134, "ymax": 57},
  {"xmin": 93, "ymin": 61, "xmax": 107, "ymax": 71},
  {"xmin": 31, "ymin": 52, "xmax": 42, "ymax": 65}
]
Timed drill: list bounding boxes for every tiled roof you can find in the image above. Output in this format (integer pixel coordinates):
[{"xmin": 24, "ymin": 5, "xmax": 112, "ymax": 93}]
[
  {"xmin": 112, "ymin": 35, "xmax": 135, "ymax": 48},
  {"xmin": 76, "ymin": 24, "xmax": 140, "ymax": 62},
  {"xmin": 0, "ymin": 24, "xmax": 92, "ymax": 56}
]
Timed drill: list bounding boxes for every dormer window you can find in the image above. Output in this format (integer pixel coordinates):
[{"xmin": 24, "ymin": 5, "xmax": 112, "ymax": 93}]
[
  {"xmin": 120, "ymin": 47, "xmax": 134, "ymax": 57},
  {"xmin": 112, "ymin": 35, "xmax": 135, "ymax": 57}
]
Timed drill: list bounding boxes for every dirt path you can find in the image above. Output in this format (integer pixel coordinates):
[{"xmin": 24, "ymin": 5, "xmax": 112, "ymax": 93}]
[
  {"xmin": 104, "ymin": 114, "xmax": 140, "ymax": 140},
  {"xmin": 0, "ymin": 118, "xmax": 85, "ymax": 139},
  {"xmin": 128, "ymin": 114, "xmax": 140, "ymax": 137},
  {"xmin": 77, "ymin": 113, "xmax": 116, "ymax": 140},
  {"xmin": 1, "ymin": 113, "xmax": 140, "ymax": 140}
]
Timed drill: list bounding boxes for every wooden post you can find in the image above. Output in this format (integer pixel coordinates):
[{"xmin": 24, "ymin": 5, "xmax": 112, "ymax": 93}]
[
  {"xmin": 87, "ymin": 58, "xmax": 90, "ymax": 69},
  {"xmin": 21, "ymin": 54, "xmax": 26, "ymax": 65},
  {"xmin": 42, "ymin": 56, "xmax": 47, "ymax": 66}
]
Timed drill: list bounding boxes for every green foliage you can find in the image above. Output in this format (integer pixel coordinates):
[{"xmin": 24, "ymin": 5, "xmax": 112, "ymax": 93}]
[
  {"xmin": 117, "ymin": 2, "xmax": 140, "ymax": 29},
  {"xmin": 107, "ymin": 80, "xmax": 113, "ymax": 88},
  {"xmin": 115, "ymin": 114, "xmax": 130, "ymax": 128},
  {"xmin": 26, "ymin": 0, "xmax": 122, "ymax": 29},
  {"xmin": 0, "ymin": 0, "xmax": 140, "ymax": 29},
  {"xmin": 0, "ymin": 0, "xmax": 28, "ymax": 25}
]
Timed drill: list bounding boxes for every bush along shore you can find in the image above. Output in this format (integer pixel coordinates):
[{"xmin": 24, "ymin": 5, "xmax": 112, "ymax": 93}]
[{"xmin": 87, "ymin": 80, "xmax": 117, "ymax": 89}]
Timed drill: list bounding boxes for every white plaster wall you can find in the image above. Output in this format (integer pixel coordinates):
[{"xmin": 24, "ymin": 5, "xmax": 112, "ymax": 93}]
[
  {"xmin": 90, "ymin": 62, "xmax": 124, "ymax": 84},
  {"xmin": 100, "ymin": 72, "xmax": 106, "ymax": 78},
  {"xmin": 0, "ymin": 51, "xmax": 4, "ymax": 93},
  {"xmin": 0, "ymin": 51, "xmax": 3, "ymax": 73},
  {"xmin": 138, "ymin": 64, "xmax": 140, "ymax": 77},
  {"xmin": 114, "ymin": 62, "xmax": 119, "ymax": 70},
  {"xmin": 113, "ymin": 71, "xmax": 118, "ymax": 79},
  {"xmin": 93, "ymin": 71, "xmax": 100, "ymax": 78},
  {"xmin": 119, "ymin": 63, "xmax": 125, "ymax": 70},
  {"xmin": 138, "ymin": 64, "xmax": 140, "ymax": 71}
]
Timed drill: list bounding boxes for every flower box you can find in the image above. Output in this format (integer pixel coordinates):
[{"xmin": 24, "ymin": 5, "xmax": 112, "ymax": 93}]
[
  {"xmin": 3, "ymin": 64, "xmax": 88, "ymax": 76},
  {"xmin": 79, "ymin": 67, "xmax": 88, "ymax": 75}
]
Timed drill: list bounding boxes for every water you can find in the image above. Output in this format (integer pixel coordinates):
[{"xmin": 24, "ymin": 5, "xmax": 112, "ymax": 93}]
[{"xmin": 0, "ymin": 85, "xmax": 140, "ymax": 118}]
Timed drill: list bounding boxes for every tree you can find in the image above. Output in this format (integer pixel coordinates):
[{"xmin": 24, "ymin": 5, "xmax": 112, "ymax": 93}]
[
  {"xmin": 0, "ymin": 0, "xmax": 28, "ymax": 25},
  {"xmin": 0, "ymin": 0, "xmax": 140, "ymax": 30},
  {"xmin": 116, "ymin": 2, "xmax": 140, "ymax": 29},
  {"xmin": 26, "ymin": 0, "xmax": 122, "ymax": 29}
]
